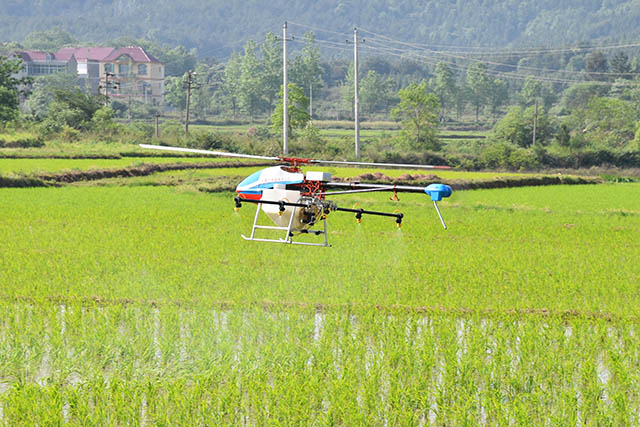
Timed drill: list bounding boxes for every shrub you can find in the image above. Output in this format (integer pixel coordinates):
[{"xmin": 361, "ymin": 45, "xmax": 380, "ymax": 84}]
[{"xmin": 0, "ymin": 134, "xmax": 44, "ymax": 148}]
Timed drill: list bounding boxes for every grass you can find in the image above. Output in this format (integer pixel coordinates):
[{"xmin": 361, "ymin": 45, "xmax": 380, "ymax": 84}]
[
  {"xmin": 0, "ymin": 156, "xmax": 255, "ymax": 175},
  {"xmin": 1, "ymin": 183, "xmax": 638, "ymax": 314},
  {"xmin": 1, "ymin": 304, "xmax": 637, "ymax": 424},
  {"xmin": 0, "ymin": 152, "xmax": 637, "ymax": 423},
  {"xmin": 0, "ymin": 131, "xmax": 40, "ymax": 142},
  {"xmin": 189, "ymin": 122, "xmax": 488, "ymax": 140}
]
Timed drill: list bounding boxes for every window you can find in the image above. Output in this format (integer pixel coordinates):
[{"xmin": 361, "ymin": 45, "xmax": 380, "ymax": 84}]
[
  {"xmin": 104, "ymin": 63, "xmax": 113, "ymax": 73},
  {"xmin": 118, "ymin": 63, "xmax": 130, "ymax": 75},
  {"xmin": 138, "ymin": 64, "xmax": 147, "ymax": 75},
  {"xmin": 27, "ymin": 63, "xmax": 66, "ymax": 75}
]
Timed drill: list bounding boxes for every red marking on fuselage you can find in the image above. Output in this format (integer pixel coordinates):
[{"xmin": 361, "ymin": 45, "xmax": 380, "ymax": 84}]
[{"xmin": 237, "ymin": 192, "xmax": 262, "ymax": 200}]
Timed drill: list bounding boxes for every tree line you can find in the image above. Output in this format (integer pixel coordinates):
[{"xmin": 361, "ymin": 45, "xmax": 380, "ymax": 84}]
[{"xmin": 3, "ymin": 28, "xmax": 640, "ymax": 170}]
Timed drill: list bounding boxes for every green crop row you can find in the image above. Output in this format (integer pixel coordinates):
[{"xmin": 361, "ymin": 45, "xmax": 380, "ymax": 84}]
[
  {"xmin": 0, "ymin": 184, "xmax": 638, "ymax": 314},
  {"xmin": 0, "ymin": 302, "xmax": 638, "ymax": 424},
  {"xmin": 0, "ymin": 156, "xmax": 252, "ymax": 175}
]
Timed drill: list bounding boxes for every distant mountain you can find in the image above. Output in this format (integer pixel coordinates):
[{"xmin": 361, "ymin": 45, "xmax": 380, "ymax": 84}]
[{"xmin": 2, "ymin": 0, "xmax": 640, "ymax": 57}]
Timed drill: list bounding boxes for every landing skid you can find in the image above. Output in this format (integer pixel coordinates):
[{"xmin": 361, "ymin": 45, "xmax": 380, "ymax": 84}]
[{"xmin": 241, "ymin": 203, "xmax": 330, "ymax": 247}]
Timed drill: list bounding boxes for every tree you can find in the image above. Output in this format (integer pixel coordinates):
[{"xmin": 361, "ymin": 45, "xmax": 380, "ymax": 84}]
[
  {"xmin": 270, "ymin": 83, "xmax": 310, "ymax": 137},
  {"xmin": 290, "ymin": 31, "xmax": 324, "ymax": 117},
  {"xmin": 454, "ymin": 83, "xmax": 469, "ymax": 120},
  {"xmin": 431, "ymin": 62, "xmax": 456, "ymax": 120},
  {"xmin": 260, "ymin": 32, "xmax": 282, "ymax": 113},
  {"xmin": 561, "ymin": 82, "xmax": 610, "ymax": 110},
  {"xmin": 466, "ymin": 62, "xmax": 492, "ymax": 121},
  {"xmin": 43, "ymin": 88, "xmax": 103, "ymax": 131},
  {"xmin": 23, "ymin": 28, "xmax": 77, "ymax": 51},
  {"xmin": 157, "ymin": 45, "xmax": 198, "ymax": 77},
  {"xmin": 487, "ymin": 78, "xmax": 508, "ymax": 120},
  {"xmin": 191, "ymin": 62, "xmax": 224, "ymax": 118},
  {"xmin": 0, "ymin": 56, "xmax": 30, "ymax": 124},
  {"xmin": 491, "ymin": 105, "xmax": 554, "ymax": 148},
  {"xmin": 518, "ymin": 76, "xmax": 556, "ymax": 110},
  {"xmin": 339, "ymin": 64, "xmax": 355, "ymax": 118},
  {"xmin": 580, "ymin": 97, "xmax": 635, "ymax": 148},
  {"xmin": 585, "ymin": 51, "xmax": 609, "ymax": 81},
  {"xmin": 610, "ymin": 52, "xmax": 631, "ymax": 79},
  {"xmin": 238, "ymin": 40, "xmax": 266, "ymax": 118},
  {"xmin": 24, "ymin": 72, "xmax": 80, "ymax": 119},
  {"xmin": 359, "ymin": 70, "xmax": 393, "ymax": 115},
  {"xmin": 391, "ymin": 81, "xmax": 441, "ymax": 151},
  {"xmin": 221, "ymin": 52, "xmax": 243, "ymax": 118},
  {"xmin": 164, "ymin": 76, "xmax": 187, "ymax": 112}
]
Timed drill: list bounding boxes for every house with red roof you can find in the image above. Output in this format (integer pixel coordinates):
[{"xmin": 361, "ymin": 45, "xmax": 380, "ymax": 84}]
[
  {"xmin": 56, "ymin": 47, "xmax": 115, "ymax": 94},
  {"xmin": 55, "ymin": 46, "xmax": 164, "ymax": 104},
  {"xmin": 99, "ymin": 46, "xmax": 164, "ymax": 105},
  {"xmin": 12, "ymin": 46, "xmax": 164, "ymax": 106},
  {"xmin": 12, "ymin": 50, "xmax": 77, "ymax": 77},
  {"xmin": 9, "ymin": 50, "xmax": 78, "ymax": 103}
]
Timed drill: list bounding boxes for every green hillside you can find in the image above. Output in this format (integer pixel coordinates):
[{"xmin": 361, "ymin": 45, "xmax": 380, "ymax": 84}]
[{"xmin": 2, "ymin": 0, "xmax": 640, "ymax": 56}]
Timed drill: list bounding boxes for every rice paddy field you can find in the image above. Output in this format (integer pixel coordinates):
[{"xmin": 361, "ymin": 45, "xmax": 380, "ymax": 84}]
[{"xmin": 1, "ymin": 150, "xmax": 639, "ymax": 424}]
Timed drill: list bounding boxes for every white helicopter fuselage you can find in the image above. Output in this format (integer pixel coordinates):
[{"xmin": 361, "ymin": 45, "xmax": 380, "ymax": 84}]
[{"xmin": 236, "ymin": 166, "xmax": 331, "ymax": 230}]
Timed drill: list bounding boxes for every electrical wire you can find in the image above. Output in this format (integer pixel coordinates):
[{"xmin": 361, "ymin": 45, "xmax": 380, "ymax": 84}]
[{"xmin": 360, "ymin": 30, "xmax": 639, "ymax": 78}]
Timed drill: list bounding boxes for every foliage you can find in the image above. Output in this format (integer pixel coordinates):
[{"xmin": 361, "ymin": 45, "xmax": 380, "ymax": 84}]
[
  {"xmin": 610, "ymin": 51, "xmax": 631, "ymax": 78},
  {"xmin": 23, "ymin": 27, "xmax": 77, "ymax": 51},
  {"xmin": 359, "ymin": 70, "xmax": 395, "ymax": 115},
  {"xmin": 490, "ymin": 105, "xmax": 554, "ymax": 148},
  {"xmin": 391, "ymin": 81, "xmax": 441, "ymax": 151},
  {"xmin": 270, "ymin": 83, "xmax": 310, "ymax": 136},
  {"xmin": 164, "ymin": 75, "xmax": 187, "ymax": 111},
  {"xmin": 0, "ymin": 56, "xmax": 31, "ymax": 123},
  {"xmin": 487, "ymin": 78, "xmax": 509, "ymax": 120},
  {"xmin": 290, "ymin": 31, "xmax": 324, "ymax": 115},
  {"xmin": 479, "ymin": 141, "xmax": 539, "ymax": 170},
  {"xmin": 585, "ymin": 50, "xmax": 609, "ymax": 80},
  {"xmin": 5, "ymin": 0, "xmax": 640, "ymax": 60},
  {"xmin": 431, "ymin": 62, "xmax": 457, "ymax": 120},
  {"xmin": 466, "ymin": 62, "xmax": 492, "ymax": 121},
  {"xmin": 259, "ymin": 32, "xmax": 282, "ymax": 112},
  {"xmin": 0, "ymin": 132, "xmax": 43, "ymax": 148},
  {"xmin": 566, "ymin": 97, "xmax": 637, "ymax": 149},
  {"xmin": 41, "ymin": 88, "xmax": 104, "ymax": 132},
  {"xmin": 561, "ymin": 82, "xmax": 610, "ymax": 110},
  {"xmin": 517, "ymin": 76, "xmax": 556, "ymax": 110},
  {"xmin": 23, "ymin": 72, "xmax": 81, "ymax": 119},
  {"xmin": 238, "ymin": 40, "xmax": 266, "ymax": 118}
]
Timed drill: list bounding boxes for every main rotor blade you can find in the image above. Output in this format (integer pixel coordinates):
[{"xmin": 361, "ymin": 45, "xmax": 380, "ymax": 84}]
[
  {"xmin": 307, "ymin": 159, "xmax": 450, "ymax": 169},
  {"xmin": 140, "ymin": 144, "xmax": 451, "ymax": 170},
  {"xmin": 139, "ymin": 144, "xmax": 280, "ymax": 161}
]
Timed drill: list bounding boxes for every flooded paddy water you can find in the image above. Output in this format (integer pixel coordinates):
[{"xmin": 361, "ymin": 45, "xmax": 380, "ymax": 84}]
[{"xmin": 0, "ymin": 302, "xmax": 637, "ymax": 424}]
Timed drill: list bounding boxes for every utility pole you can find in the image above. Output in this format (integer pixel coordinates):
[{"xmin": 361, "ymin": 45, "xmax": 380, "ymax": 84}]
[
  {"xmin": 309, "ymin": 83, "xmax": 313, "ymax": 124},
  {"xmin": 532, "ymin": 98, "xmax": 538, "ymax": 147},
  {"xmin": 276, "ymin": 22, "xmax": 294, "ymax": 155},
  {"xmin": 351, "ymin": 27, "xmax": 361, "ymax": 159},
  {"xmin": 283, "ymin": 22, "xmax": 289, "ymax": 155},
  {"xmin": 280, "ymin": 22, "xmax": 294, "ymax": 155},
  {"xmin": 101, "ymin": 72, "xmax": 117, "ymax": 105},
  {"xmin": 154, "ymin": 112, "xmax": 160, "ymax": 138},
  {"xmin": 184, "ymin": 70, "xmax": 197, "ymax": 135}
]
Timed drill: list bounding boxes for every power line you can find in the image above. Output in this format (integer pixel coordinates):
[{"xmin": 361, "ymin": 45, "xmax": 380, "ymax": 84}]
[
  {"xmin": 357, "ymin": 26, "xmax": 640, "ymax": 55},
  {"xmin": 359, "ymin": 41, "xmax": 637, "ymax": 86},
  {"xmin": 361, "ymin": 33, "xmax": 639, "ymax": 78}
]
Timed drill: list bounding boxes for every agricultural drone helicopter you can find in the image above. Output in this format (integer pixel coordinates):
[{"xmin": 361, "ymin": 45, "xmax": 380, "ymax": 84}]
[{"xmin": 140, "ymin": 144, "xmax": 453, "ymax": 247}]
